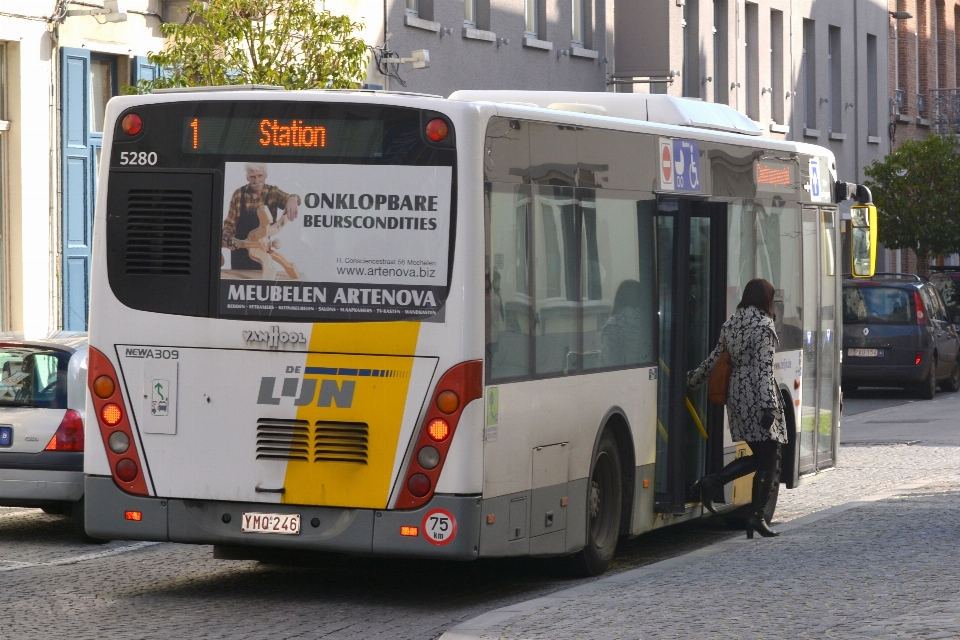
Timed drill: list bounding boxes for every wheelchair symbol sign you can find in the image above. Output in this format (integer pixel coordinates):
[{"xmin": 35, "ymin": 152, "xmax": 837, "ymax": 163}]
[
  {"xmin": 672, "ymin": 139, "xmax": 701, "ymax": 192},
  {"xmin": 809, "ymin": 158, "xmax": 820, "ymax": 197}
]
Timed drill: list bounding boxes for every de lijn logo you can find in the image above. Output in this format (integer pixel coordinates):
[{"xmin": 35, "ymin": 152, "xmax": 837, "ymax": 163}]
[
  {"xmin": 257, "ymin": 374, "xmax": 355, "ymax": 408},
  {"xmin": 243, "ymin": 326, "xmax": 308, "ymax": 349}
]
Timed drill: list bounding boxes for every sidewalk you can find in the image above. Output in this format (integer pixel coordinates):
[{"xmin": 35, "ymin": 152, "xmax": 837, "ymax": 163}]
[{"xmin": 442, "ymin": 477, "xmax": 960, "ymax": 639}]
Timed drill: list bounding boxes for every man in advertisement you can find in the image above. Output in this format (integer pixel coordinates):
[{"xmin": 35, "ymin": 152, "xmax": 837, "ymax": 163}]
[{"xmin": 222, "ymin": 163, "xmax": 302, "ymax": 273}]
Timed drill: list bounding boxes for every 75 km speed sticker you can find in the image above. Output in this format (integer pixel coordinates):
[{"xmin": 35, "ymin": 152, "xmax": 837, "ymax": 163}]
[{"xmin": 422, "ymin": 508, "xmax": 457, "ymax": 546}]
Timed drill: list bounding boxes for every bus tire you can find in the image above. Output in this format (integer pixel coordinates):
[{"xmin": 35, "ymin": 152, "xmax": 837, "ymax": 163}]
[{"xmin": 567, "ymin": 430, "xmax": 622, "ymax": 577}]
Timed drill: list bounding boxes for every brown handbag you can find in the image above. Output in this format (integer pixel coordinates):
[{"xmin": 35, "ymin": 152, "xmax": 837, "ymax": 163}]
[{"xmin": 708, "ymin": 339, "xmax": 732, "ymax": 404}]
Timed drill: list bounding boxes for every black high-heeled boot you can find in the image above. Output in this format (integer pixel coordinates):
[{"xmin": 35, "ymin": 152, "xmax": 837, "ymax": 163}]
[
  {"xmin": 746, "ymin": 468, "xmax": 780, "ymax": 539},
  {"xmin": 694, "ymin": 455, "xmax": 758, "ymax": 516}
]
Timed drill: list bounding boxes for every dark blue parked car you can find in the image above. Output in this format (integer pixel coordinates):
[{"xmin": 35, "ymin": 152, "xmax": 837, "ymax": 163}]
[{"xmin": 842, "ymin": 274, "xmax": 960, "ymax": 399}]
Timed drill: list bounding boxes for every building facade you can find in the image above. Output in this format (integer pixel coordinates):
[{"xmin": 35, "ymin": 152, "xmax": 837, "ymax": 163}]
[
  {"xmin": 0, "ymin": 0, "xmax": 898, "ymax": 337},
  {"xmin": 885, "ymin": 0, "xmax": 960, "ymax": 273},
  {"xmin": 0, "ymin": 1, "xmax": 166, "ymax": 336},
  {"xmin": 613, "ymin": 0, "xmax": 890, "ymax": 209},
  {"xmin": 360, "ymin": 0, "xmax": 611, "ymax": 93}
]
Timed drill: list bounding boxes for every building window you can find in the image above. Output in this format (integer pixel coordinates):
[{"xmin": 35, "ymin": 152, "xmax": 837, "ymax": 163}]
[
  {"xmin": 744, "ymin": 2, "xmax": 758, "ymax": 119},
  {"xmin": 713, "ymin": 0, "xmax": 728, "ymax": 104},
  {"xmin": 89, "ymin": 56, "xmax": 117, "ymax": 134},
  {"xmin": 406, "ymin": 0, "xmax": 418, "ymax": 14},
  {"xmin": 770, "ymin": 9, "xmax": 784, "ymax": 125},
  {"xmin": 682, "ymin": 0, "xmax": 700, "ymax": 98},
  {"xmin": 867, "ymin": 34, "xmax": 879, "ymax": 137},
  {"xmin": 936, "ymin": 0, "xmax": 945, "ymax": 89},
  {"xmin": 465, "ymin": 0, "xmax": 475, "ymax": 27},
  {"xmin": 917, "ymin": 0, "xmax": 926, "ymax": 115},
  {"xmin": 897, "ymin": 0, "xmax": 909, "ymax": 107},
  {"xmin": 828, "ymin": 26, "xmax": 841, "ymax": 133},
  {"xmin": 0, "ymin": 44, "xmax": 6, "ymax": 330},
  {"xmin": 525, "ymin": 0, "xmax": 538, "ymax": 36},
  {"xmin": 955, "ymin": 5, "xmax": 960, "ymax": 87},
  {"xmin": 572, "ymin": 0, "xmax": 584, "ymax": 45},
  {"xmin": 803, "ymin": 19, "xmax": 816, "ymax": 129}
]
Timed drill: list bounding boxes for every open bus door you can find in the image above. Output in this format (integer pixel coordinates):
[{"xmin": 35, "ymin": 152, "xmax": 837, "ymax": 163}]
[{"xmin": 654, "ymin": 197, "xmax": 728, "ymax": 515}]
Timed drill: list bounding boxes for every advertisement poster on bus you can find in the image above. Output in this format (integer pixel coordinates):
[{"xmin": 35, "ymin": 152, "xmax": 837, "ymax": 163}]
[{"xmin": 219, "ymin": 162, "xmax": 452, "ymax": 321}]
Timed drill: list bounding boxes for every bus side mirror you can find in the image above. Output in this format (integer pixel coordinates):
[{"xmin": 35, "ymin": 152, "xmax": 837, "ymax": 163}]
[{"xmin": 850, "ymin": 204, "xmax": 878, "ymax": 278}]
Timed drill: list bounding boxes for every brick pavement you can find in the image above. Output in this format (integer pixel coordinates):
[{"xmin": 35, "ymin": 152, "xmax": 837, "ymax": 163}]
[
  {"xmin": 444, "ymin": 470, "xmax": 960, "ymax": 639},
  {"xmin": 1, "ymin": 390, "xmax": 959, "ymax": 638}
]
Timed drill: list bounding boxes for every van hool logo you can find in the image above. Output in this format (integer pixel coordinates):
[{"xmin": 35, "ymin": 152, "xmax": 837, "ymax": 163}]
[{"xmin": 243, "ymin": 326, "xmax": 308, "ymax": 349}]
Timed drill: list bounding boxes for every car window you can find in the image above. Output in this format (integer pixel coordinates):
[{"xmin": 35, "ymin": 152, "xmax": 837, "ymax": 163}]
[
  {"xmin": 843, "ymin": 286, "xmax": 914, "ymax": 324},
  {"xmin": 932, "ymin": 274, "xmax": 960, "ymax": 322},
  {"xmin": 931, "ymin": 287, "xmax": 948, "ymax": 321},
  {"xmin": 0, "ymin": 346, "xmax": 71, "ymax": 409},
  {"xmin": 921, "ymin": 287, "xmax": 944, "ymax": 322}
]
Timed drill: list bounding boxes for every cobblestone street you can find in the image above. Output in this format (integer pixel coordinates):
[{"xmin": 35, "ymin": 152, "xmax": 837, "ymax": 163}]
[{"xmin": 1, "ymin": 394, "xmax": 958, "ymax": 638}]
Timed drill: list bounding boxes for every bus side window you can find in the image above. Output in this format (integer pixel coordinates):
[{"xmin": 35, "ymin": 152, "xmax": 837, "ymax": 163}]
[
  {"xmin": 534, "ymin": 185, "xmax": 578, "ymax": 376},
  {"xmin": 582, "ymin": 190, "xmax": 656, "ymax": 371},
  {"xmin": 486, "ymin": 183, "xmax": 533, "ymax": 381}
]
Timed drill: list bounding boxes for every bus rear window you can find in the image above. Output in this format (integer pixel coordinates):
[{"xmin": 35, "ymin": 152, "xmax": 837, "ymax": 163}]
[
  {"xmin": 843, "ymin": 286, "xmax": 914, "ymax": 324},
  {"xmin": 0, "ymin": 347, "xmax": 70, "ymax": 409},
  {"xmin": 107, "ymin": 101, "xmax": 457, "ymax": 322}
]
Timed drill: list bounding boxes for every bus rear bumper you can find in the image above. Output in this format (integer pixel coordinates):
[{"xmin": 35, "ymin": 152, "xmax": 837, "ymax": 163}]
[{"xmin": 84, "ymin": 475, "xmax": 480, "ymax": 559}]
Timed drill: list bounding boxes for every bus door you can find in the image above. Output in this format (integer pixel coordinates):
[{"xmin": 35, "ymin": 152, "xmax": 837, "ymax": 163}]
[
  {"xmin": 654, "ymin": 198, "xmax": 728, "ymax": 514},
  {"xmin": 799, "ymin": 206, "xmax": 841, "ymax": 473}
]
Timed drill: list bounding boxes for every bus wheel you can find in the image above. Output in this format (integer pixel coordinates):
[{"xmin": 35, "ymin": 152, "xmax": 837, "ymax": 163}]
[{"xmin": 568, "ymin": 431, "xmax": 622, "ymax": 577}]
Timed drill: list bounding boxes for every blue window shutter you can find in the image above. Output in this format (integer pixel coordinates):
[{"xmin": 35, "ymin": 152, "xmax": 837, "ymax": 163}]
[
  {"xmin": 60, "ymin": 47, "xmax": 91, "ymax": 331},
  {"xmin": 132, "ymin": 55, "xmax": 161, "ymax": 86}
]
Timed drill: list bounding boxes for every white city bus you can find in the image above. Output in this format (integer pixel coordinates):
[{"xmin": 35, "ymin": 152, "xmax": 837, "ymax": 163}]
[{"xmin": 84, "ymin": 88, "xmax": 875, "ymax": 574}]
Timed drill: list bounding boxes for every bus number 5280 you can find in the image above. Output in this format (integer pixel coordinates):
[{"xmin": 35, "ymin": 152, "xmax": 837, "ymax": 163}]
[{"xmin": 119, "ymin": 151, "xmax": 158, "ymax": 166}]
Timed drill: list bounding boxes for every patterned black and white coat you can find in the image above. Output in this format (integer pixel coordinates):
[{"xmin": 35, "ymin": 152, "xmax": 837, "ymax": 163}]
[{"xmin": 687, "ymin": 306, "xmax": 788, "ymax": 444}]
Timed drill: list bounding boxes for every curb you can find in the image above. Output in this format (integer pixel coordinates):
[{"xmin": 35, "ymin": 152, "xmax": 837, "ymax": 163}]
[{"xmin": 437, "ymin": 480, "xmax": 937, "ymax": 640}]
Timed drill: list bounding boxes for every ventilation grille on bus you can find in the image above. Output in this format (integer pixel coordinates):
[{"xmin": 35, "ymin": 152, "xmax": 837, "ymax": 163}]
[
  {"xmin": 125, "ymin": 189, "xmax": 194, "ymax": 275},
  {"xmin": 314, "ymin": 422, "xmax": 369, "ymax": 464},
  {"xmin": 256, "ymin": 419, "xmax": 310, "ymax": 461}
]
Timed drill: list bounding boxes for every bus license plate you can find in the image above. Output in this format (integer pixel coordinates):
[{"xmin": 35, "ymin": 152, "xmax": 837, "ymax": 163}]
[
  {"xmin": 849, "ymin": 348, "xmax": 882, "ymax": 357},
  {"xmin": 240, "ymin": 512, "xmax": 300, "ymax": 535}
]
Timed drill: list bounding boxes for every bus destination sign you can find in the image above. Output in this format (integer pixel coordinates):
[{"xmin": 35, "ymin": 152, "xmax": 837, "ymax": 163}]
[{"xmin": 183, "ymin": 117, "xmax": 383, "ymax": 156}]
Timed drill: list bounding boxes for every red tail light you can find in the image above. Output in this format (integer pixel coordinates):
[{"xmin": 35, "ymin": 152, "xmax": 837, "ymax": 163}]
[
  {"xmin": 914, "ymin": 291, "xmax": 927, "ymax": 325},
  {"xmin": 87, "ymin": 347, "xmax": 149, "ymax": 495},
  {"xmin": 396, "ymin": 360, "xmax": 483, "ymax": 509},
  {"xmin": 44, "ymin": 409, "xmax": 84, "ymax": 452},
  {"xmin": 916, "ymin": 351, "xmax": 924, "ymax": 365}
]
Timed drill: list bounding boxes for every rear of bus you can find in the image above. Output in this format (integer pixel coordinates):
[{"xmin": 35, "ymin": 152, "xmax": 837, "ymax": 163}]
[{"xmin": 84, "ymin": 91, "xmax": 486, "ymax": 557}]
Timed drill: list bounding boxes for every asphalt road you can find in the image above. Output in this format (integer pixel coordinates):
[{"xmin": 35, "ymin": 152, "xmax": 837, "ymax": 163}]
[
  {"xmin": 0, "ymin": 385, "xmax": 951, "ymax": 639},
  {"xmin": 841, "ymin": 384, "xmax": 960, "ymax": 444}
]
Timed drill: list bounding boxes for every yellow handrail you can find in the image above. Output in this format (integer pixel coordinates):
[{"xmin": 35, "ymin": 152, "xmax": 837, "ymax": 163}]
[{"xmin": 685, "ymin": 397, "xmax": 709, "ymax": 440}]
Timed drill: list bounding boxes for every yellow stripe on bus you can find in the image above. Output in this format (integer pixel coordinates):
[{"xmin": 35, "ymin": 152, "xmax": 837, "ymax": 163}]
[{"xmin": 281, "ymin": 322, "xmax": 421, "ymax": 509}]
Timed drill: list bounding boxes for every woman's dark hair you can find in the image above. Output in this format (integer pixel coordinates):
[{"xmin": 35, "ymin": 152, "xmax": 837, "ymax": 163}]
[{"xmin": 738, "ymin": 278, "xmax": 776, "ymax": 319}]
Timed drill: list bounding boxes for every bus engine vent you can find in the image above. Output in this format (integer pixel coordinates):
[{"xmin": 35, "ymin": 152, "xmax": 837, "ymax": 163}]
[
  {"xmin": 314, "ymin": 421, "xmax": 369, "ymax": 464},
  {"xmin": 124, "ymin": 189, "xmax": 194, "ymax": 275},
  {"xmin": 256, "ymin": 419, "xmax": 310, "ymax": 461}
]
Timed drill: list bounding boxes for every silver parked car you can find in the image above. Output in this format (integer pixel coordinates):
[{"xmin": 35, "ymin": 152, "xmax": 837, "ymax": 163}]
[{"xmin": 0, "ymin": 332, "xmax": 103, "ymax": 541}]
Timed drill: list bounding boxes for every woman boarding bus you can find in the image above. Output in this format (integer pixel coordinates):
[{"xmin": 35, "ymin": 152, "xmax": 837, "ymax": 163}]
[{"xmin": 83, "ymin": 88, "xmax": 875, "ymax": 575}]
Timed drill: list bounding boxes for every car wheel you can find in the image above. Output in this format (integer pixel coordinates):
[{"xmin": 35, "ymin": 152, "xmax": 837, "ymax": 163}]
[
  {"xmin": 941, "ymin": 361, "xmax": 960, "ymax": 392},
  {"xmin": 918, "ymin": 359, "xmax": 938, "ymax": 400},
  {"xmin": 566, "ymin": 431, "xmax": 622, "ymax": 577},
  {"xmin": 71, "ymin": 497, "xmax": 110, "ymax": 544}
]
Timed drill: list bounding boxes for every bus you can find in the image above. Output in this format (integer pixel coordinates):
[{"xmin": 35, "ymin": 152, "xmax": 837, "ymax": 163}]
[{"xmin": 83, "ymin": 88, "xmax": 875, "ymax": 575}]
